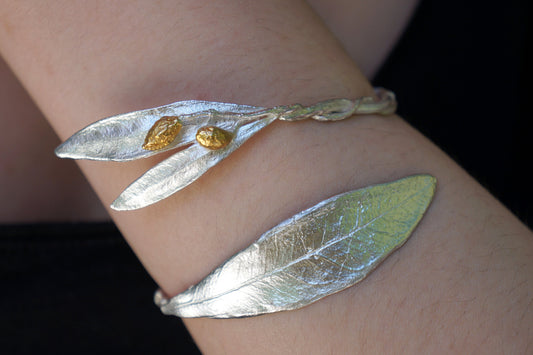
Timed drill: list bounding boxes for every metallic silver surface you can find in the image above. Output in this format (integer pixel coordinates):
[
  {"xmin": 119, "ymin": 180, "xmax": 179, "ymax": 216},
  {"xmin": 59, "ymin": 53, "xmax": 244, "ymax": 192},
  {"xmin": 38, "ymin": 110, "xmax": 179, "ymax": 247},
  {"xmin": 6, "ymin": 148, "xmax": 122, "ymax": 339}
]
[
  {"xmin": 55, "ymin": 101, "xmax": 266, "ymax": 161},
  {"xmin": 111, "ymin": 117, "xmax": 276, "ymax": 210},
  {"xmin": 278, "ymin": 87, "xmax": 396, "ymax": 121},
  {"xmin": 55, "ymin": 88, "xmax": 397, "ymax": 210},
  {"xmin": 155, "ymin": 174, "xmax": 436, "ymax": 318}
]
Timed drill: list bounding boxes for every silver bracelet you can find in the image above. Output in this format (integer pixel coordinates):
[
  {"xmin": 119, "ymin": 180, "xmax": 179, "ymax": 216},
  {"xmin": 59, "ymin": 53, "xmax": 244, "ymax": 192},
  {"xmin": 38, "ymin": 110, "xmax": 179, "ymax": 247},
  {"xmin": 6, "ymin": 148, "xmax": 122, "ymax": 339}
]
[{"xmin": 55, "ymin": 88, "xmax": 436, "ymax": 319}]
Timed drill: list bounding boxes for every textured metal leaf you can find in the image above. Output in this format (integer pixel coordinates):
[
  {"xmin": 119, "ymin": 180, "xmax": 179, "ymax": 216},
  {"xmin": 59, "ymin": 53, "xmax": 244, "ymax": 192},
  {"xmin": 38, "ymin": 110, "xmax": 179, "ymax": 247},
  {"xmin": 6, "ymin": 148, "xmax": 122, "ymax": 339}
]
[
  {"xmin": 111, "ymin": 116, "xmax": 276, "ymax": 210},
  {"xmin": 54, "ymin": 88, "xmax": 397, "ymax": 162},
  {"xmin": 155, "ymin": 174, "xmax": 436, "ymax": 318},
  {"xmin": 54, "ymin": 101, "xmax": 265, "ymax": 161}
]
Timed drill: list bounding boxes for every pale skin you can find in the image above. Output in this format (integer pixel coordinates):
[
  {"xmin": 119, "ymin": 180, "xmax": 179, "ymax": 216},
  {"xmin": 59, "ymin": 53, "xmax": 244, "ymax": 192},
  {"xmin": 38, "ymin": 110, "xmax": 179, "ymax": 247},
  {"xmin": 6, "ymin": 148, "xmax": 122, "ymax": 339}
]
[{"xmin": 0, "ymin": 1, "xmax": 531, "ymax": 353}]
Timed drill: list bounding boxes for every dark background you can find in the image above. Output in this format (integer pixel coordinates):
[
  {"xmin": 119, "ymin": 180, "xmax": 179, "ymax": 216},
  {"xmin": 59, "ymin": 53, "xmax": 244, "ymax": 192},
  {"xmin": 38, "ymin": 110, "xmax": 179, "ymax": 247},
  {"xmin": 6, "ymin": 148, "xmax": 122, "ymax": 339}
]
[
  {"xmin": 1, "ymin": 1, "xmax": 530, "ymax": 354},
  {"xmin": 375, "ymin": 0, "xmax": 532, "ymax": 227}
]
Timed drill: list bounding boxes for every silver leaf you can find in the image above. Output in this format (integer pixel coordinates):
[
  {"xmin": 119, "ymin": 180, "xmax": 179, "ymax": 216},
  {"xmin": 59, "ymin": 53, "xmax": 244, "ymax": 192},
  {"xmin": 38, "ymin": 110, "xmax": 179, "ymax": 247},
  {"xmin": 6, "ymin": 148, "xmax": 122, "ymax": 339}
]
[
  {"xmin": 111, "ymin": 116, "xmax": 276, "ymax": 210},
  {"xmin": 54, "ymin": 101, "xmax": 265, "ymax": 161},
  {"xmin": 155, "ymin": 174, "xmax": 436, "ymax": 318}
]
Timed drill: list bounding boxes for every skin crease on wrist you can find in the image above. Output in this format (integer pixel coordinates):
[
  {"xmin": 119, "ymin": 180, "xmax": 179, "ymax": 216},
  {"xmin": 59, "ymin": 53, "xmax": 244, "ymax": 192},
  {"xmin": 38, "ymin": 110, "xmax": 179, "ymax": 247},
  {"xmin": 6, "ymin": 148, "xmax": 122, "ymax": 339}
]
[{"xmin": 0, "ymin": 0, "xmax": 531, "ymax": 353}]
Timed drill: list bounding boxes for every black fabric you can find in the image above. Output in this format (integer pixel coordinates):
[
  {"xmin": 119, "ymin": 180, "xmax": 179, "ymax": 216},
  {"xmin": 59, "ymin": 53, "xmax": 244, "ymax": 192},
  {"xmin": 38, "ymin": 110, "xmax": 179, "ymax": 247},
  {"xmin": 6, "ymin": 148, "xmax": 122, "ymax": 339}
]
[
  {"xmin": 1, "ymin": 1, "xmax": 530, "ymax": 354},
  {"xmin": 0, "ymin": 223, "xmax": 200, "ymax": 354}
]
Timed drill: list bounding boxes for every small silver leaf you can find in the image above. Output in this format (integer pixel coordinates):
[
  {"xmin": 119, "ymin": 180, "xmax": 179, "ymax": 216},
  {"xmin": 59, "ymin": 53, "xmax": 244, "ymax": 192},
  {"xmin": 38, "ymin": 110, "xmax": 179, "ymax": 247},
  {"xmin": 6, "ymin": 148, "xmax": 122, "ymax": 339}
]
[
  {"xmin": 55, "ymin": 101, "xmax": 264, "ymax": 161},
  {"xmin": 155, "ymin": 174, "xmax": 436, "ymax": 318},
  {"xmin": 111, "ymin": 116, "xmax": 276, "ymax": 210}
]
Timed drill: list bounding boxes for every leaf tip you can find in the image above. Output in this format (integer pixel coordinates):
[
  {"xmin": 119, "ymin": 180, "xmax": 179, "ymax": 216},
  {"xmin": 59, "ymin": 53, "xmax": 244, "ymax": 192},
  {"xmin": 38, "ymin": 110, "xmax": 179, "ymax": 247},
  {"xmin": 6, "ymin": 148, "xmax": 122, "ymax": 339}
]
[
  {"xmin": 407, "ymin": 174, "xmax": 437, "ymax": 214},
  {"xmin": 54, "ymin": 136, "xmax": 104, "ymax": 160},
  {"xmin": 110, "ymin": 194, "xmax": 139, "ymax": 211},
  {"xmin": 54, "ymin": 142, "xmax": 69, "ymax": 158},
  {"xmin": 414, "ymin": 173, "xmax": 436, "ymax": 185},
  {"xmin": 54, "ymin": 137, "xmax": 80, "ymax": 159},
  {"xmin": 418, "ymin": 173, "xmax": 437, "ymax": 194}
]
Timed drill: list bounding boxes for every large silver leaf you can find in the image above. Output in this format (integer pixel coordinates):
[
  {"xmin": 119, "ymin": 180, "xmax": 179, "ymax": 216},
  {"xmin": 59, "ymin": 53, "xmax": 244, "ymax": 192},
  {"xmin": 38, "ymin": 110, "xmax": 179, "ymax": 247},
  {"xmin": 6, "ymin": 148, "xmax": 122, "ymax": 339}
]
[
  {"xmin": 155, "ymin": 174, "xmax": 436, "ymax": 318},
  {"xmin": 111, "ymin": 116, "xmax": 276, "ymax": 210},
  {"xmin": 54, "ymin": 100, "xmax": 265, "ymax": 161}
]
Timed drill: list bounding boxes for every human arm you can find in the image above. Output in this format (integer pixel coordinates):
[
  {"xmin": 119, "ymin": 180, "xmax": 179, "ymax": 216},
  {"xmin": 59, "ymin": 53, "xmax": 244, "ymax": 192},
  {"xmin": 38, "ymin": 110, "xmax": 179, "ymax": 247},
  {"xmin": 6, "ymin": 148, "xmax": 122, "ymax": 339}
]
[{"xmin": 0, "ymin": 1, "xmax": 531, "ymax": 353}]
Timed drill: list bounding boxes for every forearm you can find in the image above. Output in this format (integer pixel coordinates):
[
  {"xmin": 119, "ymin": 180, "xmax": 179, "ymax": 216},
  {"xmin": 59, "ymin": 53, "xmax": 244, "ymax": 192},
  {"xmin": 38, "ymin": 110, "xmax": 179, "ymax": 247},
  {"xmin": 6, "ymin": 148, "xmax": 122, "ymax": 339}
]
[{"xmin": 1, "ymin": 1, "xmax": 531, "ymax": 353}]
